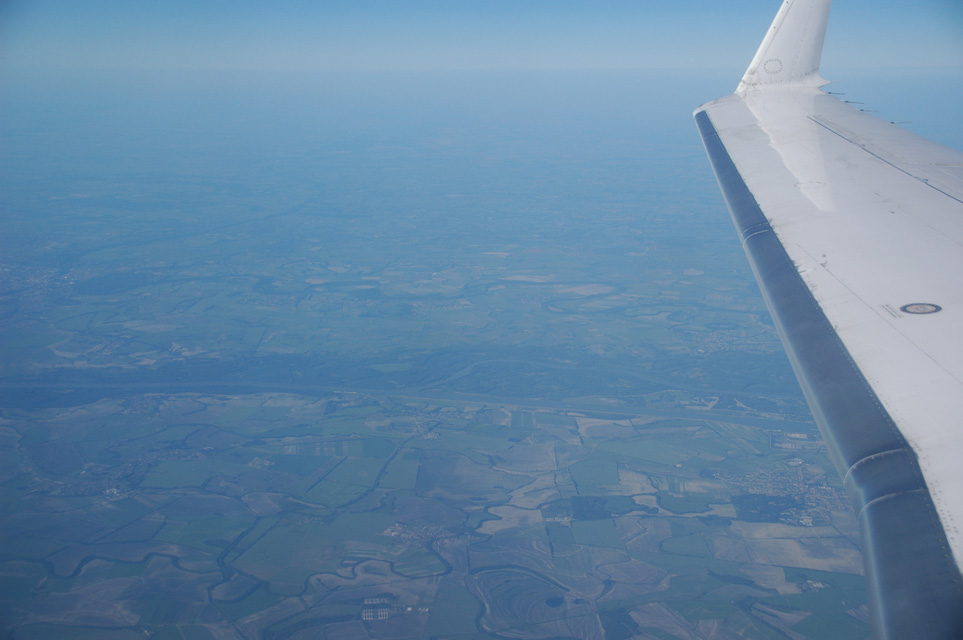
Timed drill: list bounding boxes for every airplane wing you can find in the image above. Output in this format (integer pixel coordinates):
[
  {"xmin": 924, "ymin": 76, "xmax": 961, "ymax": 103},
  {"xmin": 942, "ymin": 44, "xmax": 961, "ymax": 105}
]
[{"xmin": 694, "ymin": 1, "xmax": 963, "ymax": 637}]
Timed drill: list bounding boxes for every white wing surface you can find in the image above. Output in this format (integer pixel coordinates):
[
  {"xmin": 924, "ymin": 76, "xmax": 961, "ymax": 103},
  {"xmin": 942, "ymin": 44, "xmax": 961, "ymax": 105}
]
[{"xmin": 694, "ymin": 1, "xmax": 963, "ymax": 637}]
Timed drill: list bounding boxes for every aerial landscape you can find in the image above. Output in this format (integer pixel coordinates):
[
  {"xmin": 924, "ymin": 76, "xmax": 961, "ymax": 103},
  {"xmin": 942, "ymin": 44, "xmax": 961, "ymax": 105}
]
[
  {"xmin": 1, "ymin": 1, "xmax": 960, "ymax": 639},
  {"xmin": 0, "ymin": 69, "xmax": 867, "ymax": 639}
]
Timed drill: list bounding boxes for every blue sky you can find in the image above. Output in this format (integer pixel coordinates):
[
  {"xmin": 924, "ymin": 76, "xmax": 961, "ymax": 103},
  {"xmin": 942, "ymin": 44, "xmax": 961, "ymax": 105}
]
[{"xmin": 1, "ymin": 0, "xmax": 960, "ymax": 74}]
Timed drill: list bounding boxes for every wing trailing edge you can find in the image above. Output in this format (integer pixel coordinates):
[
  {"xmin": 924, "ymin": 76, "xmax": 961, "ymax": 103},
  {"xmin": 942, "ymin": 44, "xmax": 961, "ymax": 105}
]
[
  {"xmin": 695, "ymin": 0, "xmax": 963, "ymax": 637},
  {"xmin": 694, "ymin": 108, "xmax": 963, "ymax": 639}
]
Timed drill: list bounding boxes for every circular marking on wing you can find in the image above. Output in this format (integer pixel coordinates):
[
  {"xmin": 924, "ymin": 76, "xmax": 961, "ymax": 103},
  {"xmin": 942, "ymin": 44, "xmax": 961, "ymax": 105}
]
[
  {"xmin": 764, "ymin": 58, "xmax": 783, "ymax": 74},
  {"xmin": 900, "ymin": 303, "xmax": 942, "ymax": 315}
]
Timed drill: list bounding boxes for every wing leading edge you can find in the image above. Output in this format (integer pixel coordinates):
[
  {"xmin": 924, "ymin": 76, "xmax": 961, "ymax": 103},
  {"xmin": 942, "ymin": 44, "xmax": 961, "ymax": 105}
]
[{"xmin": 694, "ymin": 1, "xmax": 963, "ymax": 638}]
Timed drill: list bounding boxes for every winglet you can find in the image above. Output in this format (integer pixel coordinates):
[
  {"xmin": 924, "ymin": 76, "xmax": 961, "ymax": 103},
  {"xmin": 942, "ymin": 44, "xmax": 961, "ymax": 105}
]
[{"xmin": 737, "ymin": 0, "xmax": 833, "ymax": 94}]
